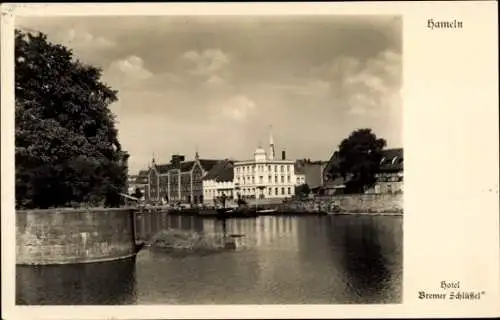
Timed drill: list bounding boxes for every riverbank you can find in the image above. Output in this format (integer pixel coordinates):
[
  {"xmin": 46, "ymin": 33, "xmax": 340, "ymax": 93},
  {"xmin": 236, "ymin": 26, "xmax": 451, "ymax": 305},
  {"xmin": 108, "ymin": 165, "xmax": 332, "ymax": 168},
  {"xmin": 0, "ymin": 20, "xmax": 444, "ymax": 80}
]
[{"xmin": 136, "ymin": 193, "xmax": 403, "ymax": 217}]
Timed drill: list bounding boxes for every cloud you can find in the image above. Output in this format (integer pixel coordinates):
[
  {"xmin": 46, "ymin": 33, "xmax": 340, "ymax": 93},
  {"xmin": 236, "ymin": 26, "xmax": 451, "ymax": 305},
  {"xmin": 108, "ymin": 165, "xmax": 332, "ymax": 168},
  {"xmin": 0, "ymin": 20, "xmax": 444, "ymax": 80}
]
[
  {"xmin": 182, "ymin": 49, "xmax": 230, "ymax": 76},
  {"xmin": 105, "ymin": 55, "xmax": 153, "ymax": 89},
  {"xmin": 204, "ymin": 75, "xmax": 227, "ymax": 88},
  {"xmin": 60, "ymin": 28, "xmax": 116, "ymax": 50},
  {"xmin": 324, "ymin": 50, "xmax": 402, "ymax": 116},
  {"xmin": 216, "ymin": 95, "xmax": 256, "ymax": 122}
]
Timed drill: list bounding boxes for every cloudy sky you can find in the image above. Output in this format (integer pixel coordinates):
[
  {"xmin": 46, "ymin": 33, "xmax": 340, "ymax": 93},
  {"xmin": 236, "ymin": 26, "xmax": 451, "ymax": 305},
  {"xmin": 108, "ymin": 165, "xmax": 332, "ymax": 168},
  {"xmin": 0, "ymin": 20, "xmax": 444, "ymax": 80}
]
[{"xmin": 16, "ymin": 15, "xmax": 402, "ymax": 173}]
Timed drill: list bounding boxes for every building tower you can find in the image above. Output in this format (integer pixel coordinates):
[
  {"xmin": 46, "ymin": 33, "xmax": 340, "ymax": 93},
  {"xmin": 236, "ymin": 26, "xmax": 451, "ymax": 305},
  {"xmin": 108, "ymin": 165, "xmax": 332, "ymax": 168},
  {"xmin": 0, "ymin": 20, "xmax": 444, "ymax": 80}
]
[{"xmin": 268, "ymin": 125, "xmax": 275, "ymax": 161}]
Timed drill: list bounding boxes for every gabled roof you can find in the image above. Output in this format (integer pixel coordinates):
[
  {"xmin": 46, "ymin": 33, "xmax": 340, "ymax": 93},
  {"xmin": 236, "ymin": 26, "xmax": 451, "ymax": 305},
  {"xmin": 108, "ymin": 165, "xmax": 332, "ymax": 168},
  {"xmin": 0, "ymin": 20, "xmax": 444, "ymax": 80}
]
[
  {"xmin": 323, "ymin": 148, "xmax": 404, "ymax": 177},
  {"xmin": 156, "ymin": 164, "xmax": 173, "ymax": 174},
  {"xmin": 198, "ymin": 159, "xmax": 220, "ymax": 172},
  {"xmin": 294, "ymin": 162, "xmax": 306, "ymax": 175},
  {"xmin": 379, "ymin": 148, "xmax": 403, "ymax": 172},
  {"xmin": 180, "ymin": 161, "xmax": 195, "ymax": 172},
  {"xmin": 134, "ymin": 170, "xmax": 149, "ymax": 184},
  {"xmin": 203, "ymin": 160, "xmax": 234, "ymax": 182}
]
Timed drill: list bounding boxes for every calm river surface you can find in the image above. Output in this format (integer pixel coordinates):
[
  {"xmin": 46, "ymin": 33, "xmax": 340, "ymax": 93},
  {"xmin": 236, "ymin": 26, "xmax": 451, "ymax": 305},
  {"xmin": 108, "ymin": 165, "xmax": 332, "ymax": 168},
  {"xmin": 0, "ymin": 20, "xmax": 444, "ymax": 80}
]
[{"xmin": 17, "ymin": 214, "xmax": 402, "ymax": 305}]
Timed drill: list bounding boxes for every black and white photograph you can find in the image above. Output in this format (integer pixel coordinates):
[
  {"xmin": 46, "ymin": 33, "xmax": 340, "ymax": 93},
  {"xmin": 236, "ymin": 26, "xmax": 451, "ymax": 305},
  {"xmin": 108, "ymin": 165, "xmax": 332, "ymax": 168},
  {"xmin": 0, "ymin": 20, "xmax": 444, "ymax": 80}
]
[
  {"xmin": 2, "ymin": 2, "xmax": 499, "ymax": 319},
  {"xmin": 13, "ymin": 13, "xmax": 403, "ymax": 305}
]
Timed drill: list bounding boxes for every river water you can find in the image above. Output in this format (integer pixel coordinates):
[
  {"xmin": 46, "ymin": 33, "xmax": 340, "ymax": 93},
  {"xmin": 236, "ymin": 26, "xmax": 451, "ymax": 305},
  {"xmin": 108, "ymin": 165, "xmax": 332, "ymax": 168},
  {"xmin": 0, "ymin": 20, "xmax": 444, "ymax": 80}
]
[{"xmin": 16, "ymin": 214, "xmax": 402, "ymax": 305}]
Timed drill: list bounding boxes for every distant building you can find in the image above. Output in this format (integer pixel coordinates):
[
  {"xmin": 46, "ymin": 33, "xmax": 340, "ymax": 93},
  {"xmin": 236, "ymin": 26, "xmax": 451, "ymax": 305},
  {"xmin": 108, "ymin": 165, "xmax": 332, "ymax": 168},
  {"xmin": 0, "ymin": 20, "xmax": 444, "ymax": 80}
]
[
  {"xmin": 294, "ymin": 165, "xmax": 306, "ymax": 186},
  {"xmin": 145, "ymin": 153, "xmax": 220, "ymax": 204},
  {"xmin": 322, "ymin": 148, "xmax": 403, "ymax": 195},
  {"xmin": 294, "ymin": 159, "xmax": 328, "ymax": 189},
  {"xmin": 128, "ymin": 170, "xmax": 148, "ymax": 197},
  {"xmin": 233, "ymin": 128, "xmax": 297, "ymax": 200},
  {"xmin": 202, "ymin": 159, "xmax": 235, "ymax": 205}
]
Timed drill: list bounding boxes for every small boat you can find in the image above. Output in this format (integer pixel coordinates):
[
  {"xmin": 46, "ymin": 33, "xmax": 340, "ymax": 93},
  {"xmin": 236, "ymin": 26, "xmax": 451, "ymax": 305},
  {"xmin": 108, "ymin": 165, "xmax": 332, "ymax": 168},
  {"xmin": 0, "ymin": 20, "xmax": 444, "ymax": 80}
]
[
  {"xmin": 256, "ymin": 208, "xmax": 278, "ymax": 215},
  {"xmin": 215, "ymin": 207, "xmax": 258, "ymax": 219}
]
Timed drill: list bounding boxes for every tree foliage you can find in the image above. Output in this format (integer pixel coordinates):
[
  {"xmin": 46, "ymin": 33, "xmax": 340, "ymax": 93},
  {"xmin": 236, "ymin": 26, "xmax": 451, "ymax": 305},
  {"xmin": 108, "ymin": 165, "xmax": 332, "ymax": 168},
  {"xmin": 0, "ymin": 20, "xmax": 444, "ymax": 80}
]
[
  {"xmin": 132, "ymin": 188, "xmax": 143, "ymax": 200},
  {"xmin": 332, "ymin": 128, "xmax": 386, "ymax": 194},
  {"xmin": 295, "ymin": 183, "xmax": 310, "ymax": 196},
  {"xmin": 15, "ymin": 29, "xmax": 128, "ymax": 209}
]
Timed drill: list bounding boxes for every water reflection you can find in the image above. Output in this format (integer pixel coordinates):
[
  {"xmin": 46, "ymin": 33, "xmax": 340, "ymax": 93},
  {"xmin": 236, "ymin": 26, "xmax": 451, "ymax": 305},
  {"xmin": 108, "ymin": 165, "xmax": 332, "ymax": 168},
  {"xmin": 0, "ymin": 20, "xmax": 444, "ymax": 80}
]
[
  {"xmin": 16, "ymin": 212, "xmax": 402, "ymax": 305},
  {"xmin": 16, "ymin": 256, "xmax": 137, "ymax": 305}
]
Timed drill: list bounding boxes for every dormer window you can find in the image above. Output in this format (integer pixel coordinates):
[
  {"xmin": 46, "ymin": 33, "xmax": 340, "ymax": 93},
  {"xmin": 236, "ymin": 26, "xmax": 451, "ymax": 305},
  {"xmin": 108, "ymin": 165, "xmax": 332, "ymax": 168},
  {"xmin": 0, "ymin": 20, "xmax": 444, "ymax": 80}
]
[
  {"xmin": 380, "ymin": 157, "xmax": 386, "ymax": 165},
  {"xmin": 392, "ymin": 156, "xmax": 399, "ymax": 165}
]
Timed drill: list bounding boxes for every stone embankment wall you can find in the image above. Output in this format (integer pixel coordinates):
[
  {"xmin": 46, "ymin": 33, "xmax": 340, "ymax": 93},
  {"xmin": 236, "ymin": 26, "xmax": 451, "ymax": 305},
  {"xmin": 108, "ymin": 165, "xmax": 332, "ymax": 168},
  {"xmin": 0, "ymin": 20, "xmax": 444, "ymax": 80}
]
[
  {"xmin": 16, "ymin": 208, "xmax": 138, "ymax": 265},
  {"xmin": 282, "ymin": 193, "xmax": 403, "ymax": 215}
]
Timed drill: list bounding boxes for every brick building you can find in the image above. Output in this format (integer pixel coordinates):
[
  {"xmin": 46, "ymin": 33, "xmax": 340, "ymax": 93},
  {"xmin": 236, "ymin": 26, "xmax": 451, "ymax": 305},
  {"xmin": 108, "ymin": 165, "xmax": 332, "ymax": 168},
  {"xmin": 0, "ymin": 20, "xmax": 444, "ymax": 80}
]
[{"xmin": 145, "ymin": 153, "xmax": 220, "ymax": 204}]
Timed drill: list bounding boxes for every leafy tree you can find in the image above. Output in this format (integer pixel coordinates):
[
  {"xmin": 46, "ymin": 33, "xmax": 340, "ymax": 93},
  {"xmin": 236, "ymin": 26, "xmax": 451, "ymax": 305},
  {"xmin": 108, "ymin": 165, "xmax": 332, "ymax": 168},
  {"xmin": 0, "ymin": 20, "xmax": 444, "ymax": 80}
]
[
  {"xmin": 333, "ymin": 128, "xmax": 386, "ymax": 194},
  {"xmin": 15, "ymin": 29, "xmax": 127, "ymax": 209},
  {"xmin": 295, "ymin": 183, "xmax": 310, "ymax": 196},
  {"xmin": 132, "ymin": 188, "xmax": 143, "ymax": 200}
]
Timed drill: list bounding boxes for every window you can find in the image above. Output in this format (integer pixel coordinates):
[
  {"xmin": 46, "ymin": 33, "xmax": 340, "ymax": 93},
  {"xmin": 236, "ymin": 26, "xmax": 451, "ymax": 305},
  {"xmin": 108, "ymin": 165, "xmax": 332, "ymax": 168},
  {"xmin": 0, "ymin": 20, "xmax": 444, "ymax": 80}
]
[
  {"xmin": 275, "ymin": 176, "xmax": 278, "ymax": 183},
  {"xmin": 252, "ymin": 176, "xmax": 255, "ymax": 183},
  {"xmin": 268, "ymin": 175, "xmax": 272, "ymax": 182},
  {"xmin": 259, "ymin": 176, "xmax": 263, "ymax": 184},
  {"xmin": 281, "ymin": 187, "xmax": 285, "ymax": 195},
  {"xmin": 296, "ymin": 177, "xmax": 300, "ymax": 183},
  {"xmin": 280, "ymin": 165, "xmax": 284, "ymax": 172},
  {"xmin": 268, "ymin": 165, "xmax": 271, "ymax": 171},
  {"xmin": 268, "ymin": 188, "xmax": 272, "ymax": 195},
  {"xmin": 275, "ymin": 187, "xmax": 278, "ymax": 195},
  {"xmin": 274, "ymin": 165, "xmax": 277, "ymax": 171},
  {"xmin": 281, "ymin": 176, "xmax": 284, "ymax": 183},
  {"xmin": 287, "ymin": 176, "xmax": 291, "ymax": 183},
  {"xmin": 286, "ymin": 165, "xmax": 290, "ymax": 172},
  {"xmin": 288, "ymin": 187, "xmax": 291, "ymax": 195}
]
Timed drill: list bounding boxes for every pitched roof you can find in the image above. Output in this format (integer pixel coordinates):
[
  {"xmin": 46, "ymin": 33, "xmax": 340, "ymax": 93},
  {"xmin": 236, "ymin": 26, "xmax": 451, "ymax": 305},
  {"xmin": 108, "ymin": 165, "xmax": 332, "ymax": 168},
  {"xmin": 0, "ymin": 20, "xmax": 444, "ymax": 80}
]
[
  {"xmin": 379, "ymin": 148, "xmax": 403, "ymax": 172},
  {"xmin": 156, "ymin": 164, "xmax": 173, "ymax": 174},
  {"xmin": 323, "ymin": 148, "xmax": 404, "ymax": 177},
  {"xmin": 203, "ymin": 160, "xmax": 234, "ymax": 182},
  {"xmin": 180, "ymin": 161, "xmax": 195, "ymax": 172},
  {"xmin": 134, "ymin": 170, "xmax": 149, "ymax": 184},
  {"xmin": 198, "ymin": 159, "xmax": 220, "ymax": 172},
  {"xmin": 294, "ymin": 162, "xmax": 306, "ymax": 175}
]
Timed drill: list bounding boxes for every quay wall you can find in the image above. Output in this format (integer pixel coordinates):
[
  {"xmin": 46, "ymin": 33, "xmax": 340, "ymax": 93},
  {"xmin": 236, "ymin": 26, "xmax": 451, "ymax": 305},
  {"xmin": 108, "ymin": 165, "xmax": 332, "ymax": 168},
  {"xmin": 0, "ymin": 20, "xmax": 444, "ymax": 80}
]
[
  {"xmin": 282, "ymin": 193, "xmax": 403, "ymax": 215},
  {"xmin": 16, "ymin": 208, "xmax": 138, "ymax": 265}
]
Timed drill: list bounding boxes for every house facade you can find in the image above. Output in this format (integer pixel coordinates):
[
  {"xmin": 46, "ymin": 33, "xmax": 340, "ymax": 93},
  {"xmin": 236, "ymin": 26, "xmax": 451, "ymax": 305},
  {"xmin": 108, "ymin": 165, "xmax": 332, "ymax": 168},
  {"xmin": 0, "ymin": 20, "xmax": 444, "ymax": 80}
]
[
  {"xmin": 202, "ymin": 159, "xmax": 235, "ymax": 205},
  {"xmin": 322, "ymin": 148, "xmax": 403, "ymax": 195},
  {"xmin": 128, "ymin": 170, "xmax": 148, "ymax": 198},
  {"xmin": 294, "ymin": 159, "xmax": 328, "ymax": 189},
  {"xmin": 233, "ymin": 129, "xmax": 297, "ymax": 200},
  {"xmin": 145, "ymin": 153, "xmax": 219, "ymax": 204}
]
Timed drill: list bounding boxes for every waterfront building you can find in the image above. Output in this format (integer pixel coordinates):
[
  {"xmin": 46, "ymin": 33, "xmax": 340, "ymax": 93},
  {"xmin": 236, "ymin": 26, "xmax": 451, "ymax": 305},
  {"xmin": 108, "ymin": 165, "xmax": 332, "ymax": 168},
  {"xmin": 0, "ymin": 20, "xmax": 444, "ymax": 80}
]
[
  {"xmin": 202, "ymin": 159, "xmax": 235, "ymax": 205},
  {"xmin": 145, "ymin": 153, "xmax": 220, "ymax": 204},
  {"xmin": 128, "ymin": 170, "xmax": 148, "ymax": 197},
  {"xmin": 233, "ymin": 129, "xmax": 297, "ymax": 200},
  {"xmin": 294, "ymin": 159, "xmax": 328, "ymax": 189},
  {"xmin": 322, "ymin": 148, "xmax": 403, "ymax": 195}
]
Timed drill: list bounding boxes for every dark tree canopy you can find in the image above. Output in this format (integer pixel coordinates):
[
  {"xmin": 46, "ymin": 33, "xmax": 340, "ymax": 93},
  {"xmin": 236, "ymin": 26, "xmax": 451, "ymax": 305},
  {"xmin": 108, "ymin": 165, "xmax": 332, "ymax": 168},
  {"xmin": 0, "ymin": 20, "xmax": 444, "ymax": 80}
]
[
  {"xmin": 333, "ymin": 128, "xmax": 386, "ymax": 193},
  {"xmin": 132, "ymin": 188, "xmax": 143, "ymax": 200},
  {"xmin": 15, "ymin": 29, "xmax": 128, "ymax": 209},
  {"xmin": 295, "ymin": 183, "xmax": 310, "ymax": 196}
]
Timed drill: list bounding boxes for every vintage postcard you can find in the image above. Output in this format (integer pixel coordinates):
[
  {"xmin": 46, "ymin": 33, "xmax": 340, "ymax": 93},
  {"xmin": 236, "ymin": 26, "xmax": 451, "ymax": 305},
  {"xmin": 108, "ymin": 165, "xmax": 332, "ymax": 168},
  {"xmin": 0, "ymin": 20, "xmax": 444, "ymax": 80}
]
[{"xmin": 1, "ymin": 2, "xmax": 499, "ymax": 319}]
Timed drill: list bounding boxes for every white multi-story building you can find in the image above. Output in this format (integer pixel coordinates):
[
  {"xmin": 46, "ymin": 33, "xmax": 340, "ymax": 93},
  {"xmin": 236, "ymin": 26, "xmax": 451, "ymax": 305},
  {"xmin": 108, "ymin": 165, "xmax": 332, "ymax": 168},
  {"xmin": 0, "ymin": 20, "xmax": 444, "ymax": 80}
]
[
  {"xmin": 233, "ymin": 128, "xmax": 297, "ymax": 200},
  {"xmin": 202, "ymin": 160, "xmax": 235, "ymax": 205}
]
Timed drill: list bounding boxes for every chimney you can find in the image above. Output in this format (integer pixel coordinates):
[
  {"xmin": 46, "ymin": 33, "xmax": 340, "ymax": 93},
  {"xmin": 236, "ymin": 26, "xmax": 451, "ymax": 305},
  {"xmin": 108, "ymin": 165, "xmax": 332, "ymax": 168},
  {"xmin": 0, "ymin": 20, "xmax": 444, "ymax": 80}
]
[
  {"xmin": 282, "ymin": 150, "xmax": 286, "ymax": 160},
  {"xmin": 171, "ymin": 154, "xmax": 185, "ymax": 169}
]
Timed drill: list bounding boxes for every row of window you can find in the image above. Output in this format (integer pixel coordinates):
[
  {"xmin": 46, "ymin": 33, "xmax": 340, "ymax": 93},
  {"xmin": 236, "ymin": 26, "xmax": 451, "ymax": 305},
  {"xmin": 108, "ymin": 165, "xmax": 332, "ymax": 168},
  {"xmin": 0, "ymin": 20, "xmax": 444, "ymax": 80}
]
[
  {"xmin": 236, "ymin": 175, "xmax": 292, "ymax": 184},
  {"xmin": 237, "ymin": 187, "xmax": 292, "ymax": 196},
  {"xmin": 236, "ymin": 164, "xmax": 292, "ymax": 173},
  {"xmin": 204, "ymin": 189, "xmax": 234, "ymax": 196}
]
